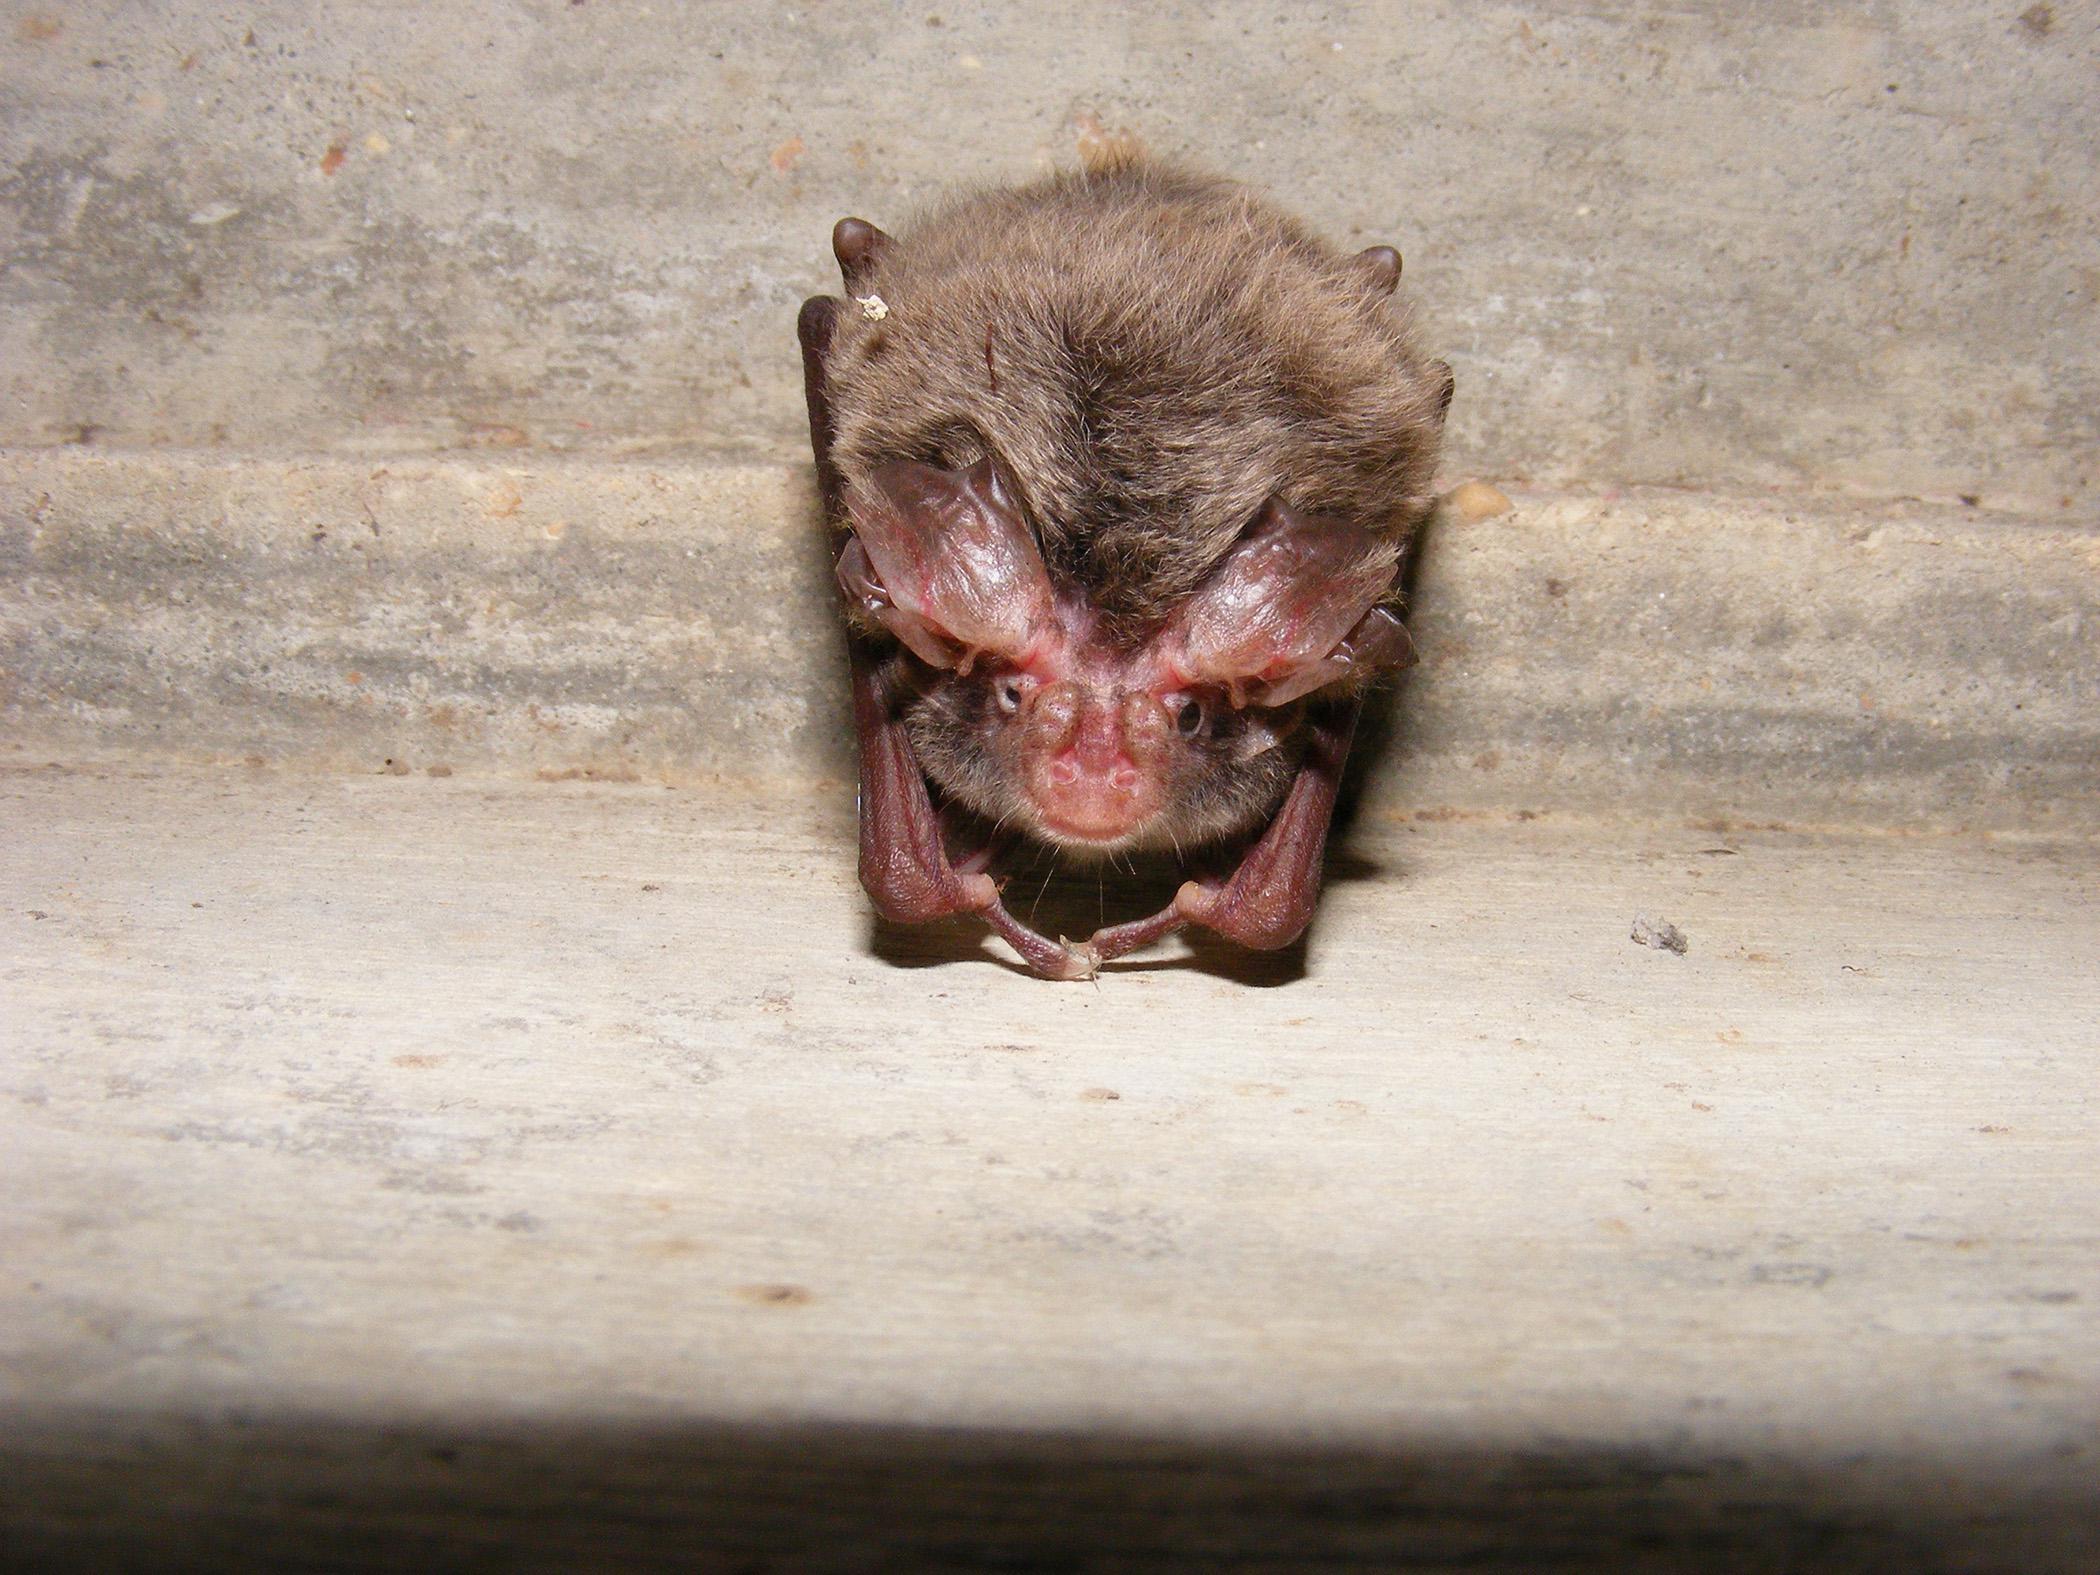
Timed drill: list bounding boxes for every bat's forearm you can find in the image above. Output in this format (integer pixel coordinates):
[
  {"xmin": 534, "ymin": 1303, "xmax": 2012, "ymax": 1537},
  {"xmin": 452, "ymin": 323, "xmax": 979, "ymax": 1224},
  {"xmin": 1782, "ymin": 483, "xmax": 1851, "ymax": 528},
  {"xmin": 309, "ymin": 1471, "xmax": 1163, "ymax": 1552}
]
[
  {"xmin": 798, "ymin": 296, "xmax": 845, "ymax": 520},
  {"xmin": 850, "ymin": 646, "xmax": 993, "ymax": 924},
  {"xmin": 1178, "ymin": 698, "xmax": 1359, "ymax": 950}
]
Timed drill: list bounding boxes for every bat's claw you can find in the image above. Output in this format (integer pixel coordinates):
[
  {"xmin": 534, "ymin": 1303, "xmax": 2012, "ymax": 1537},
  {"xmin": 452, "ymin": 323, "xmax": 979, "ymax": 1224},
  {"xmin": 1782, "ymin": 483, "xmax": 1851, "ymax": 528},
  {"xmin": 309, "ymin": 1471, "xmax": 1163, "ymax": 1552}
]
[
  {"xmin": 1173, "ymin": 878, "xmax": 1220, "ymax": 925},
  {"xmin": 1055, "ymin": 940, "xmax": 1102, "ymax": 982}
]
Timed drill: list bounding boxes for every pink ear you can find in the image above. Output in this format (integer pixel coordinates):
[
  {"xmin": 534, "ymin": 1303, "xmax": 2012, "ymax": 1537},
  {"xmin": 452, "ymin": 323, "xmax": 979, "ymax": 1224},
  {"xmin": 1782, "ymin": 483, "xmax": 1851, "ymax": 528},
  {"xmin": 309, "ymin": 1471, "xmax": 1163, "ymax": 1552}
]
[
  {"xmin": 1164, "ymin": 498, "xmax": 1401, "ymax": 707},
  {"xmin": 841, "ymin": 458, "xmax": 1055, "ymax": 672}
]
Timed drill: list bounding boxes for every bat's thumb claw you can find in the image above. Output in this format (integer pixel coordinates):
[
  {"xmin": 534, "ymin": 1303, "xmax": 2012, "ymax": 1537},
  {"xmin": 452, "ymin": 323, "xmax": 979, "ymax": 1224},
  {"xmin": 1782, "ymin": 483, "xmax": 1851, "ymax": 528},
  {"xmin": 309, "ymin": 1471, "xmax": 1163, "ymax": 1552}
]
[{"xmin": 1172, "ymin": 879, "xmax": 1220, "ymax": 924}]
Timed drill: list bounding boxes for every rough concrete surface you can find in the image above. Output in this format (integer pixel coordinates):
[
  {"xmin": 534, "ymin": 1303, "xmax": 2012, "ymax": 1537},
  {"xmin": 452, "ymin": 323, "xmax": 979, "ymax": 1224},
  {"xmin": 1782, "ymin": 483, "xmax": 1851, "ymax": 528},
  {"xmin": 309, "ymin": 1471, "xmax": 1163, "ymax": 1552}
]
[
  {"xmin": 3, "ymin": 764, "xmax": 2097, "ymax": 1567},
  {"xmin": 2, "ymin": 1, "xmax": 2096, "ymax": 509},
  {"xmin": 6, "ymin": 445, "xmax": 2097, "ymax": 833}
]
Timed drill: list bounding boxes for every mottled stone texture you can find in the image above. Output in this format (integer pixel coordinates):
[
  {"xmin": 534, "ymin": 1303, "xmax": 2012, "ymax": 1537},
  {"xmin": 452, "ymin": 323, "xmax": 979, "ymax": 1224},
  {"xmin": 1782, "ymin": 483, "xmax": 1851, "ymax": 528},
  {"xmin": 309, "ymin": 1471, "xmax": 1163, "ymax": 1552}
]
[
  {"xmin": 1, "ymin": 1, "xmax": 2096, "ymax": 510},
  {"xmin": 5, "ymin": 448, "xmax": 2097, "ymax": 834}
]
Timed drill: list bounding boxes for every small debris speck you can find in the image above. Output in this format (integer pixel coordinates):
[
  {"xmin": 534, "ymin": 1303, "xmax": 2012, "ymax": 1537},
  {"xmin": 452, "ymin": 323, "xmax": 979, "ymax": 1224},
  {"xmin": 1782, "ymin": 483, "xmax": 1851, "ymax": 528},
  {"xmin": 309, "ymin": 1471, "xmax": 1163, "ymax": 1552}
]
[
  {"xmin": 735, "ymin": 1283, "xmax": 812, "ymax": 1306},
  {"xmin": 1631, "ymin": 915, "xmax": 1689, "ymax": 954}
]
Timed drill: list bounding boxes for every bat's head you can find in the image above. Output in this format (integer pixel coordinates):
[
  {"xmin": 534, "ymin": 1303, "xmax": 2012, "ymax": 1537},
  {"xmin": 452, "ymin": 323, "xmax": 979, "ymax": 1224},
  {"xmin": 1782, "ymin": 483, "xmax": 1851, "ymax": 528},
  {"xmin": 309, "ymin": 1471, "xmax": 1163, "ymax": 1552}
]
[{"xmin": 838, "ymin": 457, "xmax": 1415, "ymax": 855}]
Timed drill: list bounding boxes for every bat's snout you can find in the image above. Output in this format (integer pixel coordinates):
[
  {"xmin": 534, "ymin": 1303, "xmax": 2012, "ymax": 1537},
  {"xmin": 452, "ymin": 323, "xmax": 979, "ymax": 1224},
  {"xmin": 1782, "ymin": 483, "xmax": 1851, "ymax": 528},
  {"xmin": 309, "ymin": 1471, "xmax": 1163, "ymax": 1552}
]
[{"xmin": 1019, "ymin": 681, "xmax": 1168, "ymax": 846}]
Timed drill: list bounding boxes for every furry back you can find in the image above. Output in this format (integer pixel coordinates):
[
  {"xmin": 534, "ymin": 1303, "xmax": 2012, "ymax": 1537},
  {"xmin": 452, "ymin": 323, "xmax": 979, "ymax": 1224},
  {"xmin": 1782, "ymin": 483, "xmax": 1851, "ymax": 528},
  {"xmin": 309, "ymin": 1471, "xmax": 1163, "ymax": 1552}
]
[{"xmin": 823, "ymin": 160, "xmax": 1449, "ymax": 641}]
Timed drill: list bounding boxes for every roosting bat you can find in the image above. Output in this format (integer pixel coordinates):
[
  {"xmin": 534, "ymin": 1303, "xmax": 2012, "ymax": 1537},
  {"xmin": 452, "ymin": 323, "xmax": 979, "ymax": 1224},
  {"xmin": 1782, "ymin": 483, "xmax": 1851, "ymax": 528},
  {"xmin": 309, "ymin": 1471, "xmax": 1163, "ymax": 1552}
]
[{"xmin": 798, "ymin": 153, "xmax": 1452, "ymax": 979}]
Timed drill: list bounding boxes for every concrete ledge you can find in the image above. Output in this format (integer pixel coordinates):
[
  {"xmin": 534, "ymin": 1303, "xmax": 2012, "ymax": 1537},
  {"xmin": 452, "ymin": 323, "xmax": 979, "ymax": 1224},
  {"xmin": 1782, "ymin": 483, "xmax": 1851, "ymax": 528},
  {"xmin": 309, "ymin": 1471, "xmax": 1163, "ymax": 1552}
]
[
  {"xmin": 3, "ymin": 764, "xmax": 2096, "ymax": 1566},
  {"xmin": 0, "ymin": 445, "xmax": 832, "ymax": 783},
  {"xmin": 6, "ymin": 445, "xmax": 2095, "ymax": 835}
]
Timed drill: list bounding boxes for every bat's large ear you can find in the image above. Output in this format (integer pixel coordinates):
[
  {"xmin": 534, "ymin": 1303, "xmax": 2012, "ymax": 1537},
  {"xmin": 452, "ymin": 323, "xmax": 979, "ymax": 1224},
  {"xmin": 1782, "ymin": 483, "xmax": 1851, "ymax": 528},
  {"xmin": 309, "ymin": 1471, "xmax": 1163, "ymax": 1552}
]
[
  {"xmin": 1163, "ymin": 498, "xmax": 1411, "ymax": 708},
  {"xmin": 840, "ymin": 458, "xmax": 1055, "ymax": 673}
]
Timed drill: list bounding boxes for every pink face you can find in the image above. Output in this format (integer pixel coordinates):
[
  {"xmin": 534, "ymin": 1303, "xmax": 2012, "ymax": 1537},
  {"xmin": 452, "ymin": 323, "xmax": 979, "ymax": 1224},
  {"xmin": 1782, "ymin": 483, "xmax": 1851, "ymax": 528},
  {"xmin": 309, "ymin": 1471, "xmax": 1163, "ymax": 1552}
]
[
  {"xmin": 839, "ymin": 455, "xmax": 1411, "ymax": 851},
  {"xmin": 981, "ymin": 602, "xmax": 1201, "ymax": 846}
]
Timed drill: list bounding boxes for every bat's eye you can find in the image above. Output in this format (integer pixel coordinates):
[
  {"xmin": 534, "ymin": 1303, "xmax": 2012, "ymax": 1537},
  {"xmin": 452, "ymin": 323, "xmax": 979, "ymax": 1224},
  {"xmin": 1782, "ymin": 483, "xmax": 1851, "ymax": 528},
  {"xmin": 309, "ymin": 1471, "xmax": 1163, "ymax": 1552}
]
[
  {"xmin": 1173, "ymin": 696, "xmax": 1205, "ymax": 737},
  {"xmin": 994, "ymin": 675, "xmax": 1031, "ymax": 715}
]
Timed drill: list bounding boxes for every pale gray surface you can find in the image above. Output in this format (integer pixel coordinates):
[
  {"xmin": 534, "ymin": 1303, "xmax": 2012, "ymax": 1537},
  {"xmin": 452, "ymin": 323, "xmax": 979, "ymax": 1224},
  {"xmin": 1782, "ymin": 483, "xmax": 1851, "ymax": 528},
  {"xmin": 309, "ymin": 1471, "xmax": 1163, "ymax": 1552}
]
[
  {"xmin": 7, "ymin": 446, "xmax": 2098, "ymax": 835},
  {"xmin": 2, "ymin": 1, "xmax": 2096, "ymax": 508},
  {"xmin": 3, "ymin": 764, "xmax": 2097, "ymax": 1566}
]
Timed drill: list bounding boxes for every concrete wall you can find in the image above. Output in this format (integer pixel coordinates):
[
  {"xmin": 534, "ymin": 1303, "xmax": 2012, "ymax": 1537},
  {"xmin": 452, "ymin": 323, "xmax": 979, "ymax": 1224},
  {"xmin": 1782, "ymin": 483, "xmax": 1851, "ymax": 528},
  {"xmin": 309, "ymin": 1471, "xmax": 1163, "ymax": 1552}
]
[
  {"xmin": 8, "ymin": 448, "xmax": 2098, "ymax": 835},
  {"xmin": 4, "ymin": 0, "xmax": 2096, "ymax": 509}
]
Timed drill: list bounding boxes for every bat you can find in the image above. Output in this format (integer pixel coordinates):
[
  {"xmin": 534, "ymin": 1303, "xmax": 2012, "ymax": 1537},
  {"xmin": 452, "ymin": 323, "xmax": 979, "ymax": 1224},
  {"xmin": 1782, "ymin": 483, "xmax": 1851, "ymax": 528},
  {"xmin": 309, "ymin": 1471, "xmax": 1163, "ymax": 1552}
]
[{"xmin": 797, "ymin": 152, "xmax": 1452, "ymax": 979}]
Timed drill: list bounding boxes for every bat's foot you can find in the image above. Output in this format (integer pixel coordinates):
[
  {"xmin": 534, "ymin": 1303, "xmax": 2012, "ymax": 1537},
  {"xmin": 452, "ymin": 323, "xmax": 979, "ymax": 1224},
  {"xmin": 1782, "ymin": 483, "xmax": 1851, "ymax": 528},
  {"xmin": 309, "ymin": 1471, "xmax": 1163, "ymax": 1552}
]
[
  {"xmin": 981, "ymin": 899, "xmax": 1098, "ymax": 981},
  {"xmin": 1075, "ymin": 901, "xmax": 1190, "ymax": 970}
]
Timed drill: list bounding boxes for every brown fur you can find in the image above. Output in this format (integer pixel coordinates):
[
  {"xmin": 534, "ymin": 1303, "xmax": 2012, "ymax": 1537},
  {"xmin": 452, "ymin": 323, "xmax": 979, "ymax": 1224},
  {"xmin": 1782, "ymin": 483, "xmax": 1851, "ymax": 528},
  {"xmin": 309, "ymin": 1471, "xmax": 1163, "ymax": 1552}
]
[
  {"xmin": 822, "ymin": 157, "xmax": 1449, "ymax": 855},
  {"xmin": 824, "ymin": 159, "xmax": 1450, "ymax": 640}
]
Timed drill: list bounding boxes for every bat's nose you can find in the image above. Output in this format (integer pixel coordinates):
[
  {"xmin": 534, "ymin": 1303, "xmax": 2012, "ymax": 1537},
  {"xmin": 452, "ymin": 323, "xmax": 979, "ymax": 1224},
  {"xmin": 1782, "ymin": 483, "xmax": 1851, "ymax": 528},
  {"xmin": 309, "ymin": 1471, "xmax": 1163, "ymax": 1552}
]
[
  {"xmin": 1055, "ymin": 699, "xmax": 1138, "ymax": 785},
  {"xmin": 1046, "ymin": 756, "xmax": 1138, "ymax": 789},
  {"xmin": 1025, "ymin": 683, "xmax": 1158, "ymax": 843}
]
